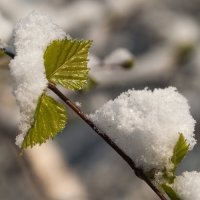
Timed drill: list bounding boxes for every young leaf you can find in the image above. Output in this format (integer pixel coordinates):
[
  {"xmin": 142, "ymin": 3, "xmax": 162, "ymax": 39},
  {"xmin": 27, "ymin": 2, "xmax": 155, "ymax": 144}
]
[
  {"xmin": 171, "ymin": 133, "xmax": 189, "ymax": 169},
  {"xmin": 121, "ymin": 59, "xmax": 135, "ymax": 69},
  {"xmin": 162, "ymin": 169, "xmax": 176, "ymax": 184},
  {"xmin": 21, "ymin": 94, "xmax": 67, "ymax": 149},
  {"xmin": 44, "ymin": 39, "xmax": 92, "ymax": 90},
  {"xmin": 0, "ymin": 49, "xmax": 5, "ymax": 57},
  {"xmin": 162, "ymin": 184, "xmax": 181, "ymax": 200}
]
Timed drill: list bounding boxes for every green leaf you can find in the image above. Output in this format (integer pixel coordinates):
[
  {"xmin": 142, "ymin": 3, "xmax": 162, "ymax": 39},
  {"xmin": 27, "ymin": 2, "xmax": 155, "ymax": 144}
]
[
  {"xmin": 162, "ymin": 169, "xmax": 176, "ymax": 184},
  {"xmin": 121, "ymin": 59, "xmax": 135, "ymax": 69},
  {"xmin": 171, "ymin": 133, "xmax": 189, "ymax": 169},
  {"xmin": 44, "ymin": 39, "xmax": 92, "ymax": 90},
  {"xmin": 21, "ymin": 94, "xmax": 67, "ymax": 149},
  {"xmin": 0, "ymin": 49, "xmax": 5, "ymax": 58},
  {"xmin": 162, "ymin": 184, "xmax": 181, "ymax": 200}
]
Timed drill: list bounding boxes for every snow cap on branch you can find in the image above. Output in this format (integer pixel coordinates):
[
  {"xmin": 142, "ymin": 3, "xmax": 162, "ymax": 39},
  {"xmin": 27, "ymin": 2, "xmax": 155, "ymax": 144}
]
[
  {"xmin": 89, "ymin": 87, "xmax": 196, "ymax": 171},
  {"xmin": 104, "ymin": 48, "xmax": 134, "ymax": 68},
  {"xmin": 0, "ymin": 13, "xmax": 12, "ymax": 42},
  {"xmin": 173, "ymin": 171, "xmax": 200, "ymax": 200},
  {"xmin": 9, "ymin": 11, "xmax": 68, "ymax": 147}
]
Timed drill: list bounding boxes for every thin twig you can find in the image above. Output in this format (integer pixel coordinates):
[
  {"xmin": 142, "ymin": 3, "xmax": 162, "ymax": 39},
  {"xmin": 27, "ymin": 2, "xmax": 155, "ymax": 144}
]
[{"xmin": 48, "ymin": 83, "xmax": 167, "ymax": 200}]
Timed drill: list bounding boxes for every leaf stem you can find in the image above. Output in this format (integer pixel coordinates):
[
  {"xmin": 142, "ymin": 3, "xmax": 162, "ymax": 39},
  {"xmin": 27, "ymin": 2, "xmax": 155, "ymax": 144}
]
[{"xmin": 48, "ymin": 82, "xmax": 167, "ymax": 200}]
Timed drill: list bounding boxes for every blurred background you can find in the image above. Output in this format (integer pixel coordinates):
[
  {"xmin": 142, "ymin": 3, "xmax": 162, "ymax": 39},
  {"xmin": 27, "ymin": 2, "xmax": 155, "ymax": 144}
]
[{"xmin": 1, "ymin": 0, "xmax": 200, "ymax": 199}]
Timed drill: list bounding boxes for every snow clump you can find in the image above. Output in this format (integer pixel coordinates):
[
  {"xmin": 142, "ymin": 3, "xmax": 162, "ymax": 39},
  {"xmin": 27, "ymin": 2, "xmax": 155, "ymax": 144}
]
[
  {"xmin": 173, "ymin": 171, "xmax": 200, "ymax": 200},
  {"xmin": 104, "ymin": 48, "xmax": 134, "ymax": 68},
  {"xmin": 89, "ymin": 87, "xmax": 196, "ymax": 171},
  {"xmin": 9, "ymin": 11, "xmax": 69, "ymax": 147}
]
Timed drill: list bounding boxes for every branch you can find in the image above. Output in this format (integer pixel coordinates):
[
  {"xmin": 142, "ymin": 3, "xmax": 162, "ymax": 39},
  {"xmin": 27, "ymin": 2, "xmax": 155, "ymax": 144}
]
[
  {"xmin": 2, "ymin": 48, "xmax": 167, "ymax": 199},
  {"xmin": 48, "ymin": 83, "xmax": 167, "ymax": 200}
]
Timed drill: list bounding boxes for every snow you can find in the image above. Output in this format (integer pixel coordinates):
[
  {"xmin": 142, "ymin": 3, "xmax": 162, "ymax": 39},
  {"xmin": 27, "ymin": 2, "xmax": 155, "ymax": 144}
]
[
  {"xmin": 173, "ymin": 171, "xmax": 200, "ymax": 200},
  {"xmin": 75, "ymin": 101, "xmax": 82, "ymax": 108},
  {"xmin": 88, "ymin": 54, "xmax": 101, "ymax": 68},
  {"xmin": 89, "ymin": 87, "xmax": 196, "ymax": 171},
  {"xmin": 0, "ymin": 42, "xmax": 5, "ymax": 49},
  {"xmin": 0, "ymin": 13, "xmax": 12, "ymax": 42},
  {"xmin": 9, "ymin": 11, "xmax": 68, "ymax": 147},
  {"xmin": 104, "ymin": 48, "xmax": 134, "ymax": 67},
  {"xmin": 165, "ymin": 18, "xmax": 199, "ymax": 46}
]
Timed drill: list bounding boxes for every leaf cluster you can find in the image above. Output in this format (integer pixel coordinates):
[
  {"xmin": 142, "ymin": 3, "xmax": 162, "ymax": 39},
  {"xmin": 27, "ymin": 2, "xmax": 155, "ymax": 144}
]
[
  {"xmin": 161, "ymin": 133, "xmax": 189, "ymax": 200},
  {"xmin": 22, "ymin": 39, "xmax": 92, "ymax": 149}
]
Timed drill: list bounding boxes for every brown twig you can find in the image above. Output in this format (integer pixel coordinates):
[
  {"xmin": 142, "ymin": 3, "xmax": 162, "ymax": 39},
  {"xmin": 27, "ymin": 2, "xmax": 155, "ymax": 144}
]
[{"xmin": 48, "ymin": 83, "xmax": 167, "ymax": 200}]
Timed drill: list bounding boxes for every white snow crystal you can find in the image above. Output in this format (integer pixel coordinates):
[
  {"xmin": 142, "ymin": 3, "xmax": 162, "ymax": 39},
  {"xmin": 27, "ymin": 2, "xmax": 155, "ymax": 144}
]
[
  {"xmin": 89, "ymin": 87, "xmax": 196, "ymax": 171},
  {"xmin": 75, "ymin": 101, "xmax": 82, "ymax": 108},
  {"xmin": 9, "ymin": 11, "xmax": 69, "ymax": 147},
  {"xmin": 0, "ymin": 13, "xmax": 12, "ymax": 42},
  {"xmin": 104, "ymin": 48, "xmax": 134, "ymax": 67},
  {"xmin": 0, "ymin": 42, "xmax": 5, "ymax": 49},
  {"xmin": 173, "ymin": 171, "xmax": 200, "ymax": 200},
  {"xmin": 88, "ymin": 54, "xmax": 101, "ymax": 68}
]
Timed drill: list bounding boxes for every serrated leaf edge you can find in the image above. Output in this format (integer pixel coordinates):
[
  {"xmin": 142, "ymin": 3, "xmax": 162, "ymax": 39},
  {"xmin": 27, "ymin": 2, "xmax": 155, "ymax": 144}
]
[{"xmin": 21, "ymin": 93, "xmax": 67, "ymax": 149}]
